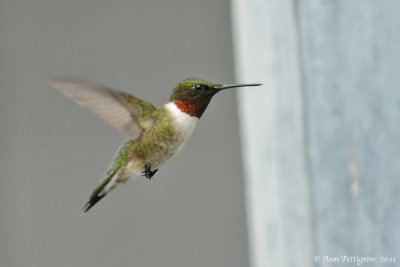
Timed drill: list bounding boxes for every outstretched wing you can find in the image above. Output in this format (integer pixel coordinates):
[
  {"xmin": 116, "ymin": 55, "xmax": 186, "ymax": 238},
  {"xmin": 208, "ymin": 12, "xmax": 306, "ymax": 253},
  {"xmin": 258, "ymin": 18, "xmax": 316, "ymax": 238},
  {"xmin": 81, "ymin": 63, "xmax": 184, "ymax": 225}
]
[{"xmin": 51, "ymin": 78, "xmax": 156, "ymax": 140}]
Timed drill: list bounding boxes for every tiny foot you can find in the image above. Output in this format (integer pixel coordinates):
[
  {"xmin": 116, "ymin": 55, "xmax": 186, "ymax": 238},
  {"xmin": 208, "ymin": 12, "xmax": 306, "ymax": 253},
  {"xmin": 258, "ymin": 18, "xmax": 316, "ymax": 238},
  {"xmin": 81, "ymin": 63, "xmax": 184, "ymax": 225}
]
[{"xmin": 142, "ymin": 163, "xmax": 158, "ymax": 180}]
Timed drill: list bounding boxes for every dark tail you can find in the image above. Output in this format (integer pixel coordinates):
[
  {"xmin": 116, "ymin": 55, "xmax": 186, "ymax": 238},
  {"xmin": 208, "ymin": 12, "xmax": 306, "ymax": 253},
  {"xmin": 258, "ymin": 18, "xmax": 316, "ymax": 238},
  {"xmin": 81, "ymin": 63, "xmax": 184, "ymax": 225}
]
[
  {"xmin": 81, "ymin": 168, "xmax": 118, "ymax": 214},
  {"xmin": 82, "ymin": 194, "xmax": 106, "ymax": 214}
]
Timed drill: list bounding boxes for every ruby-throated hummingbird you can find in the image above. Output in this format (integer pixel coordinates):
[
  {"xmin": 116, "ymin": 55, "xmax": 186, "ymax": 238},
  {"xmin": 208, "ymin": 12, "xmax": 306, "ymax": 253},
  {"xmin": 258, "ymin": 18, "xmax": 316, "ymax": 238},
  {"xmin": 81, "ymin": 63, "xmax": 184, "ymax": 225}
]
[{"xmin": 52, "ymin": 78, "xmax": 261, "ymax": 213}]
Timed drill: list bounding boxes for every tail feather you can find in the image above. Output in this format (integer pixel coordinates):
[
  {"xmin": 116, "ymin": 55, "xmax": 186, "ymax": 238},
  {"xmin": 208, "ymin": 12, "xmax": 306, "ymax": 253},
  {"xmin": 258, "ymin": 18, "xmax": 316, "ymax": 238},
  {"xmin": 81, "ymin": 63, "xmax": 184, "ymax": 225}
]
[
  {"xmin": 82, "ymin": 194, "xmax": 106, "ymax": 214},
  {"xmin": 81, "ymin": 168, "xmax": 119, "ymax": 214}
]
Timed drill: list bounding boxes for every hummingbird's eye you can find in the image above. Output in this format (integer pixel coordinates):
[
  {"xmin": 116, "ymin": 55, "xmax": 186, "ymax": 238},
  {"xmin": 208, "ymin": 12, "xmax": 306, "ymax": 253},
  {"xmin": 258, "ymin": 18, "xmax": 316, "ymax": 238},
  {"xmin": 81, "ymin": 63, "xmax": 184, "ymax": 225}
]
[{"xmin": 194, "ymin": 84, "xmax": 203, "ymax": 91}]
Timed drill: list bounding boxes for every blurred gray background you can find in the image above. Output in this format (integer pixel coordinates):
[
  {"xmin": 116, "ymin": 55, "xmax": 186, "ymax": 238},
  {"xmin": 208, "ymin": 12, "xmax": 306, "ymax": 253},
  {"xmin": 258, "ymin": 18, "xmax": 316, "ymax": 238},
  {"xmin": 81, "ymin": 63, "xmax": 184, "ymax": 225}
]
[{"xmin": 0, "ymin": 0, "xmax": 249, "ymax": 267}]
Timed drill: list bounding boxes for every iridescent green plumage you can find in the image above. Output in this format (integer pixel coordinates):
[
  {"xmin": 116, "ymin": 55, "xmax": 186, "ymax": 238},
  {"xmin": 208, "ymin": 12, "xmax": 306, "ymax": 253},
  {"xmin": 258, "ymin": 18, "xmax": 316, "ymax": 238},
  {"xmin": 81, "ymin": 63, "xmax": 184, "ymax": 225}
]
[
  {"xmin": 83, "ymin": 105, "xmax": 179, "ymax": 213},
  {"xmin": 169, "ymin": 78, "xmax": 220, "ymax": 101}
]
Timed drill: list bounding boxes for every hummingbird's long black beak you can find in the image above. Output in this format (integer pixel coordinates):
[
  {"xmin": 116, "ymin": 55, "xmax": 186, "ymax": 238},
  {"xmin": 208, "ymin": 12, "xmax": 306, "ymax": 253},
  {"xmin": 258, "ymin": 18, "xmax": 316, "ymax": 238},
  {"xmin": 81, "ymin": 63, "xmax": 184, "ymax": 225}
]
[{"xmin": 214, "ymin": 83, "xmax": 262, "ymax": 91}]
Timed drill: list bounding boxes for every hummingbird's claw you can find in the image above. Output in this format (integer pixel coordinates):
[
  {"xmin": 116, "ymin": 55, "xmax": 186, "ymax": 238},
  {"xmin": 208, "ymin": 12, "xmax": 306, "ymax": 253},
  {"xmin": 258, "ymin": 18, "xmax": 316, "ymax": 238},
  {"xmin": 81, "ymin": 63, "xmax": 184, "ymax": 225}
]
[{"xmin": 143, "ymin": 163, "xmax": 158, "ymax": 179}]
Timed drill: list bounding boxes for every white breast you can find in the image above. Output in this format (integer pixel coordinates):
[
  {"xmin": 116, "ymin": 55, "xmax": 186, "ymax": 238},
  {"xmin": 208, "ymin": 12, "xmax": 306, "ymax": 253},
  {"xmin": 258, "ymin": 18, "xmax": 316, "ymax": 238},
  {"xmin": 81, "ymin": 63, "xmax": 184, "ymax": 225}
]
[{"xmin": 164, "ymin": 102, "xmax": 198, "ymax": 153}]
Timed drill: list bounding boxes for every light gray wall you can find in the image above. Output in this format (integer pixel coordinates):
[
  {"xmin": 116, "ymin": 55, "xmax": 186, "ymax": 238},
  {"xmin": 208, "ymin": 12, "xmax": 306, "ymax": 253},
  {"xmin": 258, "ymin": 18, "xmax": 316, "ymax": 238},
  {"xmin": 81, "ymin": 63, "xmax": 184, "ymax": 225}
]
[
  {"xmin": 0, "ymin": 1, "xmax": 249, "ymax": 267},
  {"xmin": 232, "ymin": 0, "xmax": 400, "ymax": 267}
]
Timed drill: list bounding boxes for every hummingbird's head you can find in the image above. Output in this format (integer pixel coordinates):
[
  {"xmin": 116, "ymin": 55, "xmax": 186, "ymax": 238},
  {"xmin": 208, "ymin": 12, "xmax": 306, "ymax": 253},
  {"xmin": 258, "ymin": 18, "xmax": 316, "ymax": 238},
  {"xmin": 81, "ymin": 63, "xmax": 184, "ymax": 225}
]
[{"xmin": 169, "ymin": 78, "xmax": 261, "ymax": 118}]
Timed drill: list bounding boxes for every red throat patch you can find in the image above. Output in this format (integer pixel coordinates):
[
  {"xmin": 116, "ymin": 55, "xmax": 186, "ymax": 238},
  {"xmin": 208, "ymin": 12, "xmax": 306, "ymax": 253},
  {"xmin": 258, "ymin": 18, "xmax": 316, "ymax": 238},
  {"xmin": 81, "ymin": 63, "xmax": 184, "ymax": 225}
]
[{"xmin": 174, "ymin": 99, "xmax": 210, "ymax": 118}]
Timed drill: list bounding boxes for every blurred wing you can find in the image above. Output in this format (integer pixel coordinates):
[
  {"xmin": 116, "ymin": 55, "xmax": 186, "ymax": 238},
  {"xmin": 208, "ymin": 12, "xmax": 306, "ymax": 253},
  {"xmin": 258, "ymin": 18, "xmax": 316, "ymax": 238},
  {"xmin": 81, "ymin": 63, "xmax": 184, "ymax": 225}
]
[{"xmin": 51, "ymin": 79, "xmax": 156, "ymax": 140}]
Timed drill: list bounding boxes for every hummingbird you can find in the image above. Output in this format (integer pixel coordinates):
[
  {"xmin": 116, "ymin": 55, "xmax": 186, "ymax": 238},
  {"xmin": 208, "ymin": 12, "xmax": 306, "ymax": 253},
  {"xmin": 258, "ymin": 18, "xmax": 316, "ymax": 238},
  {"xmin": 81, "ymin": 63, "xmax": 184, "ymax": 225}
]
[{"xmin": 52, "ymin": 78, "xmax": 261, "ymax": 213}]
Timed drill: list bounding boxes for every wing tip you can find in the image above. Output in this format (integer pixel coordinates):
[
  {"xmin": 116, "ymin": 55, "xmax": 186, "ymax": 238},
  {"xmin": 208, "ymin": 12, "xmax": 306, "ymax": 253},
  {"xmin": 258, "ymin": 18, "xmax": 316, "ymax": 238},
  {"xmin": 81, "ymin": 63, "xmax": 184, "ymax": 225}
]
[
  {"xmin": 49, "ymin": 79, "xmax": 62, "ymax": 91},
  {"xmin": 50, "ymin": 77, "xmax": 77, "ymax": 92},
  {"xmin": 50, "ymin": 77, "xmax": 98, "ymax": 91}
]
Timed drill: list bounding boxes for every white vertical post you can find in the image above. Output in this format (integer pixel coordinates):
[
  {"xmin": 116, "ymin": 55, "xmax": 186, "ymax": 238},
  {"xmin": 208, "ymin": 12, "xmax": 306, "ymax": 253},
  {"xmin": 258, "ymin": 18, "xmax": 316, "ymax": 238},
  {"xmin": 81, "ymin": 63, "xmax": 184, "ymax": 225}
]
[
  {"xmin": 231, "ymin": 1, "xmax": 313, "ymax": 266},
  {"xmin": 232, "ymin": 1, "xmax": 400, "ymax": 266}
]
